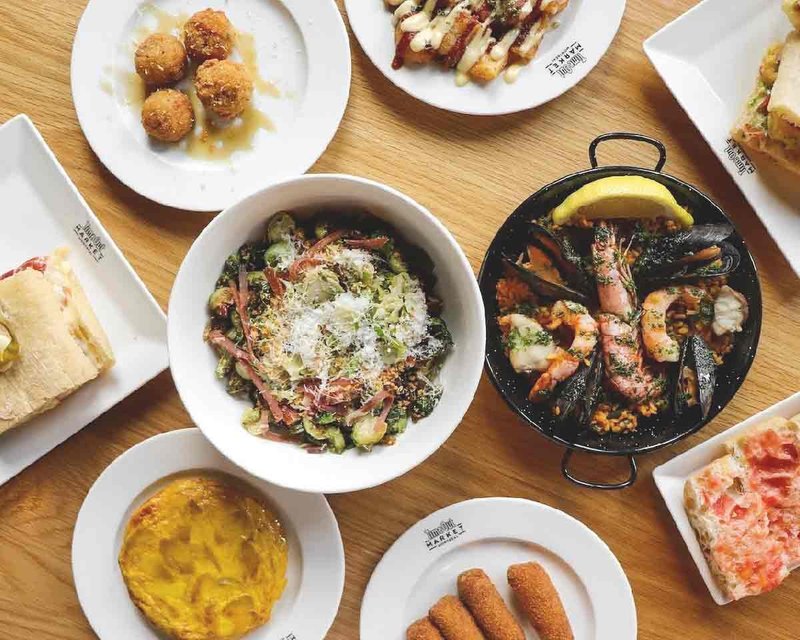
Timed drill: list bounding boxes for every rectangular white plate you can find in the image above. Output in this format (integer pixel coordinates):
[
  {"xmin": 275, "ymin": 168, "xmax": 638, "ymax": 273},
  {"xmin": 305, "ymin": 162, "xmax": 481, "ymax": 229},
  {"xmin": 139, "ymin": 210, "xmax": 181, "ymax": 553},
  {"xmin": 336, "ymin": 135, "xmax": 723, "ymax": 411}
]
[
  {"xmin": 0, "ymin": 114, "xmax": 168, "ymax": 485},
  {"xmin": 653, "ymin": 391, "xmax": 800, "ymax": 606},
  {"xmin": 644, "ymin": 0, "xmax": 800, "ymax": 276}
]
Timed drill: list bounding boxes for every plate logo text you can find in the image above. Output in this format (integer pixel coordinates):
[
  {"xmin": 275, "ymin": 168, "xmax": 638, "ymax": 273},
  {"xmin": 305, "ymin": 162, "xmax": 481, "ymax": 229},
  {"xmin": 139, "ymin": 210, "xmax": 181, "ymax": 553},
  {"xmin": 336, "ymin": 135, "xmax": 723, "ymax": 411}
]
[
  {"xmin": 547, "ymin": 42, "xmax": 587, "ymax": 78},
  {"xmin": 724, "ymin": 139, "xmax": 756, "ymax": 176},
  {"xmin": 74, "ymin": 221, "xmax": 107, "ymax": 262},
  {"xmin": 424, "ymin": 518, "xmax": 465, "ymax": 551}
]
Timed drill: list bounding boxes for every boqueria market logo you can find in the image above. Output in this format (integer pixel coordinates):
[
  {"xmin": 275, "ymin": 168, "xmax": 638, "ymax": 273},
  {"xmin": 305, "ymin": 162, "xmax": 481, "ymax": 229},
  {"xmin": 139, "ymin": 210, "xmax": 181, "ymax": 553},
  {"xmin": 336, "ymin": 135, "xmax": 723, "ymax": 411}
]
[
  {"xmin": 724, "ymin": 138, "xmax": 756, "ymax": 176},
  {"xmin": 73, "ymin": 221, "xmax": 107, "ymax": 262},
  {"xmin": 546, "ymin": 42, "xmax": 587, "ymax": 78},
  {"xmin": 423, "ymin": 518, "xmax": 466, "ymax": 551}
]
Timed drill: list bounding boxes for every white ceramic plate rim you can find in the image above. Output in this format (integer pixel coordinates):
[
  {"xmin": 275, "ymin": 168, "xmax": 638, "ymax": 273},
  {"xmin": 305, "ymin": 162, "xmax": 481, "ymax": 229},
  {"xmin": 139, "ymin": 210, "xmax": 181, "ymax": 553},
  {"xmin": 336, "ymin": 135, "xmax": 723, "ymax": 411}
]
[
  {"xmin": 643, "ymin": 0, "xmax": 800, "ymax": 276},
  {"xmin": 653, "ymin": 391, "xmax": 800, "ymax": 605},
  {"xmin": 167, "ymin": 173, "xmax": 486, "ymax": 494},
  {"xmin": 70, "ymin": 0, "xmax": 351, "ymax": 212},
  {"xmin": 344, "ymin": 0, "xmax": 626, "ymax": 116},
  {"xmin": 360, "ymin": 497, "xmax": 637, "ymax": 639},
  {"xmin": 0, "ymin": 114, "xmax": 168, "ymax": 486},
  {"xmin": 71, "ymin": 427, "xmax": 345, "ymax": 639}
]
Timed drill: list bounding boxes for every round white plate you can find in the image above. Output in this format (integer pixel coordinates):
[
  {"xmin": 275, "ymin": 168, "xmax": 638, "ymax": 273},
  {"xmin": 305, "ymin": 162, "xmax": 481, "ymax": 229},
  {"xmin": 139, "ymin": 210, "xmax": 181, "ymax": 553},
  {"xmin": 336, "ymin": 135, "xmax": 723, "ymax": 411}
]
[
  {"xmin": 361, "ymin": 498, "xmax": 637, "ymax": 639},
  {"xmin": 71, "ymin": 0, "xmax": 351, "ymax": 211},
  {"xmin": 72, "ymin": 428, "xmax": 345, "ymax": 640},
  {"xmin": 345, "ymin": 0, "xmax": 626, "ymax": 115},
  {"xmin": 168, "ymin": 174, "xmax": 485, "ymax": 494}
]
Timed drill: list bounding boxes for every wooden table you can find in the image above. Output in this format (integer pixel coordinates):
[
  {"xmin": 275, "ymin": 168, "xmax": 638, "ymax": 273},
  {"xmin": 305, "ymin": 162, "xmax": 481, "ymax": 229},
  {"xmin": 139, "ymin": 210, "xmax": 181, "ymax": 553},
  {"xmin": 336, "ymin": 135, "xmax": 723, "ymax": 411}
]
[{"xmin": 0, "ymin": 0, "xmax": 798, "ymax": 638}]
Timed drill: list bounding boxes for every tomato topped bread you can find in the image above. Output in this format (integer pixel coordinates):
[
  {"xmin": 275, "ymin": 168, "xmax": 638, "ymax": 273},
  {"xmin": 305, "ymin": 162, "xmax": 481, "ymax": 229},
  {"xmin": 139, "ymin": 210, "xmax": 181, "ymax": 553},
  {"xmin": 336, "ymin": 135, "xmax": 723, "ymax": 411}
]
[{"xmin": 684, "ymin": 415, "xmax": 800, "ymax": 600}]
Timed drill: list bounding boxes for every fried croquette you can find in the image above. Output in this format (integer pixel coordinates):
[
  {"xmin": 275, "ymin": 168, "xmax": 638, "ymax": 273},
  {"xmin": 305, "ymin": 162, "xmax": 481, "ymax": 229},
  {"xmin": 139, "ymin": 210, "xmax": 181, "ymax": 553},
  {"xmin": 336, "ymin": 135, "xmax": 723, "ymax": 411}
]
[
  {"xmin": 183, "ymin": 8, "xmax": 235, "ymax": 61},
  {"xmin": 194, "ymin": 59, "xmax": 253, "ymax": 119},
  {"xmin": 134, "ymin": 34, "xmax": 187, "ymax": 86},
  {"xmin": 507, "ymin": 563, "xmax": 574, "ymax": 640},
  {"xmin": 457, "ymin": 569, "xmax": 525, "ymax": 640},
  {"xmin": 428, "ymin": 595, "xmax": 485, "ymax": 640},
  {"xmin": 141, "ymin": 89, "xmax": 194, "ymax": 142},
  {"xmin": 407, "ymin": 617, "xmax": 445, "ymax": 640}
]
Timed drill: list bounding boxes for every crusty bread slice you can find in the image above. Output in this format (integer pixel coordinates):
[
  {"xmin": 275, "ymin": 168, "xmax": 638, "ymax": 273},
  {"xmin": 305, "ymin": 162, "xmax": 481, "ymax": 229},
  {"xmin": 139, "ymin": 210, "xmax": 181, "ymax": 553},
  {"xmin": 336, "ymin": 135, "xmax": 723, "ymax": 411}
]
[
  {"xmin": 0, "ymin": 270, "xmax": 99, "ymax": 434},
  {"xmin": 684, "ymin": 454, "xmax": 790, "ymax": 600},
  {"xmin": 45, "ymin": 248, "xmax": 114, "ymax": 372},
  {"xmin": 732, "ymin": 107, "xmax": 800, "ymax": 176},
  {"xmin": 724, "ymin": 416, "xmax": 799, "ymax": 458},
  {"xmin": 784, "ymin": 0, "xmax": 800, "ymax": 30}
]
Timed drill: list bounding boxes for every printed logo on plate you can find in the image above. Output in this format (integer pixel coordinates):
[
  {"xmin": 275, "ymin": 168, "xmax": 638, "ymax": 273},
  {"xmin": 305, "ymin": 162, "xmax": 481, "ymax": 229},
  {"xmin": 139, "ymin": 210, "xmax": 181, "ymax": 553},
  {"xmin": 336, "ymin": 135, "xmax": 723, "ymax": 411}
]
[
  {"xmin": 724, "ymin": 139, "xmax": 756, "ymax": 176},
  {"xmin": 74, "ymin": 221, "xmax": 107, "ymax": 262},
  {"xmin": 546, "ymin": 42, "xmax": 587, "ymax": 78},
  {"xmin": 424, "ymin": 518, "xmax": 466, "ymax": 551},
  {"xmin": 280, "ymin": 634, "xmax": 297, "ymax": 640}
]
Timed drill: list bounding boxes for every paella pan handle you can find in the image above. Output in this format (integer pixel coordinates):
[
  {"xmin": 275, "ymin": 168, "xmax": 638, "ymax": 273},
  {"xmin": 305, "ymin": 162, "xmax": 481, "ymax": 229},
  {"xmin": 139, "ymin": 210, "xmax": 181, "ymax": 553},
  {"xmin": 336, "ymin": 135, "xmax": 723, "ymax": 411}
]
[
  {"xmin": 588, "ymin": 132, "xmax": 667, "ymax": 172},
  {"xmin": 561, "ymin": 450, "xmax": 638, "ymax": 490}
]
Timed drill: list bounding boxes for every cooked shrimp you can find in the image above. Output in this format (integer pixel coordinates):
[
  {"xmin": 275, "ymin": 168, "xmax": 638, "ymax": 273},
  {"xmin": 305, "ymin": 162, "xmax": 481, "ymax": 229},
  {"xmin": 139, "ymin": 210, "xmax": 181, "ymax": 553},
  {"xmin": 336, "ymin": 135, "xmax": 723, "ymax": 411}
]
[
  {"xmin": 641, "ymin": 285, "xmax": 709, "ymax": 362},
  {"xmin": 598, "ymin": 313, "xmax": 664, "ymax": 403},
  {"xmin": 712, "ymin": 285, "xmax": 749, "ymax": 336},
  {"xmin": 498, "ymin": 314, "xmax": 556, "ymax": 374},
  {"xmin": 529, "ymin": 301, "xmax": 598, "ymax": 401},
  {"xmin": 592, "ymin": 223, "xmax": 637, "ymax": 319}
]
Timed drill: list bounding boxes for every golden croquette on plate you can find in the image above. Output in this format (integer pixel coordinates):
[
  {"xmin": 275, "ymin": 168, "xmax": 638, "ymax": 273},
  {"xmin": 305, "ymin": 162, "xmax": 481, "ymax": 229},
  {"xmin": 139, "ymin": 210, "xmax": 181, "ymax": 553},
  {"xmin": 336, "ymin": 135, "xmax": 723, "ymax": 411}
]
[
  {"xmin": 183, "ymin": 8, "xmax": 236, "ymax": 61},
  {"xmin": 134, "ymin": 33, "xmax": 188, "ymax": 86},
  {"xmin": 194, "ymin": 59, "xmax": 253, "ymax": 119},
  {"xmin": 141, "ymin": 89, "xmax": 195, "ymax": 142}
]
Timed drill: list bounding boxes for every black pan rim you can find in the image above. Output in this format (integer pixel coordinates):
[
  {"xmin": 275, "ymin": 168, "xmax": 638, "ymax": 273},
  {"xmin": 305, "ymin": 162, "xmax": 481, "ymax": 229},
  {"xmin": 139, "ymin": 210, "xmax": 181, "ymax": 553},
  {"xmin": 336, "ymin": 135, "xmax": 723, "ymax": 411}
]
[{"xmin": 478, "ymin": 164, "xmax": 763, "ymax": 457}]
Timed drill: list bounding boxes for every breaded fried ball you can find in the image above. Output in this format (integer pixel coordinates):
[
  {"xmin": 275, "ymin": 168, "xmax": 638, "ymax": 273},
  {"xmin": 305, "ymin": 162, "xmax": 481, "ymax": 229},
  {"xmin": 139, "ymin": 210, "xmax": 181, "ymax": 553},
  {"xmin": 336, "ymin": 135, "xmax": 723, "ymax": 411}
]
[
  {"xmin": 141, "ymin": 89, "xmax": 195, "ymax": 142},
  {"xmin": 194, "ymin": 59, "xmax": 253, "ymax": 119},
  {"xmin": 183, "ymin": 8, "xmax": 235, "ymax": 61},
  {"xmin": 134, "ymin": 34, "xmax": 188, "ymax": 86}
]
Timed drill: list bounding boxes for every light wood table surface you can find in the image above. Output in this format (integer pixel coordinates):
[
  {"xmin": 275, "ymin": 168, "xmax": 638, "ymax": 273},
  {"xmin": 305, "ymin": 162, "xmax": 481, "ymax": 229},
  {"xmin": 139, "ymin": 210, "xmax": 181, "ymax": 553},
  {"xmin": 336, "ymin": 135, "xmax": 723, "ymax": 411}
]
[{"xmin": 0, "ymin": 0, "xmax": 798, "ymax": 638}]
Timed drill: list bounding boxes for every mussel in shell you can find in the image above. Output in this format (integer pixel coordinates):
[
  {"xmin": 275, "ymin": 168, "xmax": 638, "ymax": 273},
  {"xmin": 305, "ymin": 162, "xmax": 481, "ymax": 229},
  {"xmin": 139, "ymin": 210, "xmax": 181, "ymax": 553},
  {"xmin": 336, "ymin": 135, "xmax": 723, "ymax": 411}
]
[
  {"xmin": 502, "ymin": 255, "xmax": 590, "ymax": 305},
  {"xmin": 554, "ymin": 347, "xmax": 604, "ymax": 426},
  {"xmin": 635, "ymin": 224, "xmax": 740, "ymax": 281},
  {"xmin": 528, "ymin": 222, "xmax": 592, "ymax": 293},
  {"xmin": 673, "ymin": 334, "xmax": 716, "ymax": 420}
]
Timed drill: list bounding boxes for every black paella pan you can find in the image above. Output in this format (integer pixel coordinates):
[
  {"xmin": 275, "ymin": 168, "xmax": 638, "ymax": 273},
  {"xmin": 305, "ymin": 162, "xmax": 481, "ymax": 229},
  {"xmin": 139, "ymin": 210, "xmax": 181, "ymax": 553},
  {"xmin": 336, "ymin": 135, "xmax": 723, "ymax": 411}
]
[{"xmin": 478, "ymin": 133, "xmax": 762, "ymax": 489}]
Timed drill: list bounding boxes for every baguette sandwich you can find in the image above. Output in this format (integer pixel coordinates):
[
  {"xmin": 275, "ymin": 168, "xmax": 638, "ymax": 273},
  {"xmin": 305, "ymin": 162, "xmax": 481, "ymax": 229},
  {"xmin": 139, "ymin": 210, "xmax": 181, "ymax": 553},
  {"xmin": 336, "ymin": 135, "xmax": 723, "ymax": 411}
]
[
  {"xmin": 684, "ymin": 415, "xmax": 800, "ymax": 600},
  {"xmin": 732, "ymin": 31, "xmax": 800, "ymax": 174},
  {"xmin": 0, "ymin": 248, "xmax": 114, "ymax": 434},
  {"xmin": 785, "ymin": 0, "xmax": 800, "ymax": 31}
]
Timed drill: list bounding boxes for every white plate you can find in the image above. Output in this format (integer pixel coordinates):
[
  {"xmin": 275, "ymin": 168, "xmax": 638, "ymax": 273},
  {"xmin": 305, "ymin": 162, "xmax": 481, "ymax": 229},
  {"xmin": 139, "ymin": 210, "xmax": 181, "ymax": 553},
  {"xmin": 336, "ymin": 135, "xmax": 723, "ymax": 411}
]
[
  {"xmin": 168, "ymin": 174, "xmax": 486, "ymax": 494},
  {"xmin": 0, "ymin": 114, "xmax": 167, "ymax": 486},
  {"xmin": 72, "ymin": 427, "xmax": 345, "ymax": 639},
  {"xmin": 644, "ymin": 0, "xmax": 800, "ymax": 276},
  {"xmin": 345, "ymin": 0, "xmax": 625, "ymax": 116},
  {"xmin": 653, "ymin": 391, "xmax": 800, "ymax": 606},
  {"xmin": 360, "ymin": 498, "xmax": 637, "ymax": 639},
  {"xmin": 71, "ymin": 0, "xmax": 351, "ymax": 212}
]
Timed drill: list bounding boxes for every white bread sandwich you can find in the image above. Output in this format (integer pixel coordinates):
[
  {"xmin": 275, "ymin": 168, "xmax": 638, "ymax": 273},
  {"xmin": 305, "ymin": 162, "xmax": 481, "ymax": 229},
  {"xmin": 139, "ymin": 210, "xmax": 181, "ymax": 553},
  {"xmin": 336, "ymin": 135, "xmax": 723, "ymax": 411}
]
[
  {"xmin": 784, "ymin": 0, "xmax": 800, "ymax": 30},
  {"xmin": 0, "ymin": 248, "xmax": 114, "ymax": 434},
  {"xmin": 732, "ymin": 32, "xmax": 800, "ymax": 175}
]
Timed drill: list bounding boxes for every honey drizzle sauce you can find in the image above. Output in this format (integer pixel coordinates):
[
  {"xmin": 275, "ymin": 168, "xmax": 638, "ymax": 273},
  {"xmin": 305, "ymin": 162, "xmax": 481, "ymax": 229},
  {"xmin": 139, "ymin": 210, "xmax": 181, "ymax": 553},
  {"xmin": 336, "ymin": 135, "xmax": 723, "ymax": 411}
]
[{"xmin": 119, "ymin": 3, "xmax": 277, "ymax": 160}]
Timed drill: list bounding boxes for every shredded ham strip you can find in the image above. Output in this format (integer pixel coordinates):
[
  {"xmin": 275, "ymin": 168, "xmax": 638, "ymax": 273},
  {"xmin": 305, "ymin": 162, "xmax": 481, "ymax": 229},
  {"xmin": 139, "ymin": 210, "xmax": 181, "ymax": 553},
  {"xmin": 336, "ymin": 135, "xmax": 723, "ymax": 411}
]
[
  {"xmin": 264, "ymin": 267, "xmax": 285, "ymax": 298},
  {"xmin": 0, "ymin": 256, "xmax": 47, "ymax": 281},
  {"xmin": 206, "ymin": 330, "xmax": 252, "ymax": 363},
  {"xmin": 286, "ymin": 229, "xmax": 347, "ymax": 281},
  {"xmin": 239, "ymin": 360, "xmax": 285, "ymax": 423},
  {"xmin": 233, "ymin": 266, "xmax": 255, "ymax": 356},
  {"xmin": 345, "ymin": 237, "xmax": 389, "ymax": 250},
  {"xmin": 345, "ymin": 389, "xmax": 394, "ymax": 426}
]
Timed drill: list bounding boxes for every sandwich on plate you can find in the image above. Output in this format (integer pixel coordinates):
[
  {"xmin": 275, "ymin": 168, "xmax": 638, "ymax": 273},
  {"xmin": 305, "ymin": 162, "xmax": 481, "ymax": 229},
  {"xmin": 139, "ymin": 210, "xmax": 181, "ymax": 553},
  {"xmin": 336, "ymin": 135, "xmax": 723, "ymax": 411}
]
[
  {"xmin": 732, "ymin": 28, "xmax": 800, "ymax": 174},
  {"xmin": 0, "ymin": 248, "xmax": 114, "ymax": 434},
  {"xmin": 684, "ymin": 415, "xmax": 800, "ymax": 601},
  {"xmin": 785, "ymin": 0, "xmax": 800, "ymax": 30}
]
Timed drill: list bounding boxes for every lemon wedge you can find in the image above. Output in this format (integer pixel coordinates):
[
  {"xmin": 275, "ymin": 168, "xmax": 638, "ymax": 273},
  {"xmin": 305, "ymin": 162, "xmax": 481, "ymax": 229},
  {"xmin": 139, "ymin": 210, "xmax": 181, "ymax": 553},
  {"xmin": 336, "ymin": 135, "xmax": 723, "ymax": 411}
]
[{"xmin": 552, "ymin": 176, "xmax": 694, "ymax": 227}]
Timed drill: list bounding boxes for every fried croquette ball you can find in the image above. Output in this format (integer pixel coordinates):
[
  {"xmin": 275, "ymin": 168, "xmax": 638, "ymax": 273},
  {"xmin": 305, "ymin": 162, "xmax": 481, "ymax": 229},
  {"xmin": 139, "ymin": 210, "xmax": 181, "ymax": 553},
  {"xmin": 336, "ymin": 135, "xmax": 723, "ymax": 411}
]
[
  {"xmin": 194, "ymin": 59, "xmax": 253, "ymax": 119},
  {"xmin": 183, "ymin": 9, "xmax": 235, "ymax": 61},
  {"xmin": 134, "ymin": 34, "xmax": 188, "ymax": 86},
  {"xmin": 141, "ymin": 89, "xmax": 195, "ymax": 142}
]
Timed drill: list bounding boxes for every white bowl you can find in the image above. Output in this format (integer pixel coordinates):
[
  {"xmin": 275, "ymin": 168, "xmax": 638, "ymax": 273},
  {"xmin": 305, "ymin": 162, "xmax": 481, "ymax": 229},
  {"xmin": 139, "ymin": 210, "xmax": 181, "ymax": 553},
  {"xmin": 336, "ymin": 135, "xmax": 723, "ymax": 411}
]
[{"xmin": 168, "ymin": 175, "xmax": 485, "ymax": 493}]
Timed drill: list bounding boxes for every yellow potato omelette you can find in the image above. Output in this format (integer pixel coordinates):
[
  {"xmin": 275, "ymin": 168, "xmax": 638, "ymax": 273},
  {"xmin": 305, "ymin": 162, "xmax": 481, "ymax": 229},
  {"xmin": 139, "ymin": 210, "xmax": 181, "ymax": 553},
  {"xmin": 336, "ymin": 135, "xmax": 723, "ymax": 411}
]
[{"xmin": 118, "ymin": 473, "xmax": 288, "ymax": 640}]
